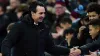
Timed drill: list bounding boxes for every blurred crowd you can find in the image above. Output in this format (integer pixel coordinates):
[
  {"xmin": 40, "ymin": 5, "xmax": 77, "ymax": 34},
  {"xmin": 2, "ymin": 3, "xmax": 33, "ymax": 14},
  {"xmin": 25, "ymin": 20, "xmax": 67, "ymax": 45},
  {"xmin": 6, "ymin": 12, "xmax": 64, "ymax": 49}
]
[{"xmin": 0, "ymin": 0, "xmax": 100, "ymax": 56}]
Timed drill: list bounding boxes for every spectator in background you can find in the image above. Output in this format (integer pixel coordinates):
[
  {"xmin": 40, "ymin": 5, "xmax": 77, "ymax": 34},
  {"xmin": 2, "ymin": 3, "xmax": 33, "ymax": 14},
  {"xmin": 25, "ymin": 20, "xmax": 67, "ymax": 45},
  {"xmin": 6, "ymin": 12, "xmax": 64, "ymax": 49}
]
[
  {"xmin": 6, "ymin": 0, "xmax": 20, "ymax": 23},
  {"xmin": 51, "ymin": 1, "xmax": 70, "ymax": 33},
  {"xmin": 76, "ymin": 2, "xmax": 100, "ymax": 46},
  {"xmin": 77, "ymin": 16, "xmax": 90, "ymax": 46},
  {"xmin": 16, "ymin": 3, "xmax": 28, "ymax": 20},
  {"xmin": 51, "ymin": 17, "xmax": 73, "ymax": 56},
  {"xmin": 8, "ymin": 0, "xmax": 20, "ymax": 10},
  {"xmin": 74, "ymin": 0, "xmax": 86, "ymax": 15},
  {"xmin": 87, "ymin": 2, "xmax": 100, "ymax": 20},
  {"xmin": 70, "ymin": 11, "xmax": 80, "ymax": 23},
  {"xmin": 43, "ymin": 0, "xmax": 55, "ymax": 28},
  {"xmin": 70, "ymin": 19, "xmax": 100, "ymax": 56},
  {"xmin": 50, "ymin": 17, "xmax": 72, "ymax": 56},
  {"xmin": 0, "ymin": 3, "xmax": 9, "ymax": 52},
  {"xmin": 55, "ymin": 1, "xmax": 70, "ymax": 20},
  {"xmin": 52, "ymin": 17, "xmax": 72, "ymax": 45},
  {"xmin": 70, "ymin": 11, "xmax": 80, "ymax": 32},
  {"xmin": 61, "ymin": 28, "xmax": 80, "ymax": 48}
]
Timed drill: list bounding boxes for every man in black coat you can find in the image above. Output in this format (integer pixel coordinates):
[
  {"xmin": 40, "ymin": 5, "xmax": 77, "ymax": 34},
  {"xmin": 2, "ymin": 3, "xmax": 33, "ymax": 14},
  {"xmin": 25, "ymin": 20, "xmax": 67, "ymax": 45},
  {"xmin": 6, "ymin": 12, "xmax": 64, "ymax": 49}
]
[{"xmin": 1, "ymin": 1, "xmax": 70, "ymax": 56}]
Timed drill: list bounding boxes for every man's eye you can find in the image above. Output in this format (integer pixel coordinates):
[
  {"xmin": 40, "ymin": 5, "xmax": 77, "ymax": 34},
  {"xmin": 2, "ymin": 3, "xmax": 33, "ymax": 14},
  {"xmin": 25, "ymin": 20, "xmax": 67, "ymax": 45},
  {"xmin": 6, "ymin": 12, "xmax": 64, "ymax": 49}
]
[
  {"xmin": 39, "ymin": 12, "xmax": 45, "ymax": 14},
  {"xmin": 39, "ymin": 13, "xmax": 43, "ymax": 14},
  {"xmin": 92, "ymin": 15, "xmax": 96, "ymax": 17}
]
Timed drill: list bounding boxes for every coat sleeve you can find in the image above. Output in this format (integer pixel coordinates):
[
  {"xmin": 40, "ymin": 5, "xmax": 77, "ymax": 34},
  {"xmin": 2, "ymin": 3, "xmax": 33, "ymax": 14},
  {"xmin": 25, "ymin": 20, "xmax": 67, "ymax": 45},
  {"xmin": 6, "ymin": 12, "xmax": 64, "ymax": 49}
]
[
  {"xmin": 1, "ymin": 23, "xmax": 22, "ymax": 56},
  {"xmin": 79, "ymin": 36, "xmax": 100, "ymax": 55},
  {"xmin": 45, "ymin": 31, "xmax": 70, "ymax": 55}
]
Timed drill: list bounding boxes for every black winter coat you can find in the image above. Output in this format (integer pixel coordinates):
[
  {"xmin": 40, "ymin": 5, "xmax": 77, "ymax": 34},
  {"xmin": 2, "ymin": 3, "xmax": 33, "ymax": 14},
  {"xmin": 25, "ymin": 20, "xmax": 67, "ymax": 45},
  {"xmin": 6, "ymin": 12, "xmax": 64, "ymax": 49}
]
[{"xmin": 1, "ymin": 14, "xmax": 70, "ymax": 56}]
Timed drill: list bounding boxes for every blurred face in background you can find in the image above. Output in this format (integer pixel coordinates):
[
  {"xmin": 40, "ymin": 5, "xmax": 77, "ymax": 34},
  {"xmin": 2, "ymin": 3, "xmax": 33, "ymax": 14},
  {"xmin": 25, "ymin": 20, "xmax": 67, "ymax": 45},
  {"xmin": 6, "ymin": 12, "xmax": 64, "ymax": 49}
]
[
  {"xmin": 55, "ymin": 4, "xmax": 65, "ymax": 16},
  {"xmin": 10, "ymin": 0, "xmax": 20, "ymax": 9},
  {"xmin": 87, "ymin": 11, "xmax": 99, "ymax": 20}
]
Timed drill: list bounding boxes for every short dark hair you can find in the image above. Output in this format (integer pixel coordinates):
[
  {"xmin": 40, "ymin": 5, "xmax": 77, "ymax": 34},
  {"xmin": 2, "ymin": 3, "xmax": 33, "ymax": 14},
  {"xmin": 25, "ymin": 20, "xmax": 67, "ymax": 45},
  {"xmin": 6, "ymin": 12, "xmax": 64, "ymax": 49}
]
[
  {"xmin": 29, "ymin": 1, "xmax": 45, "ymax": 13},
  {"xmin": 63, "ymin": 28, "xmax": 75, "ymax": 37},
  {"xmin": 88, "ymin": 19, "xmax": 100, "ymax": 27},
  {"xmin": 59, "ymin": 17, "xmax": 72, "ymax": 24},
  {"xmin": 56, "ymin": 17, "xmax": 72, "ymax": 27},
  {"xmin": 87, "ymin": 2, "xmax": 100, "ymax": 14}
]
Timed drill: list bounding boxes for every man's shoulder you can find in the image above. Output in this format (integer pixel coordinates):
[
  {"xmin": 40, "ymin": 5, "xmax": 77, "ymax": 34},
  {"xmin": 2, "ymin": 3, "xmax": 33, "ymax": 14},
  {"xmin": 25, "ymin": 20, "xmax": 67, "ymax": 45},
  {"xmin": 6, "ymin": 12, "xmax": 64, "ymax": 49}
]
[{"xmin": 14, "ymin": 21, "xmax": 26, "ymax": 27}]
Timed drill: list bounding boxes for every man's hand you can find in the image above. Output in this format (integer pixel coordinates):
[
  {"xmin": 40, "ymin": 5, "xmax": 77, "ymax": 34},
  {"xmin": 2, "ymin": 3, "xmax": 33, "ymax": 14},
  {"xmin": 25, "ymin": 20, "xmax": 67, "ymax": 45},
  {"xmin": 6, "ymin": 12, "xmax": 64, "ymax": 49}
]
[
  {"xmin": 0, "ymin": 53, "xmax": 2, "ymax": 56},
  {"xmin": 79, "ymin": 26, "xmax": 86, "ymax": 33},
  {"xmin": 69, "ymin": 48, "xmax": 81, "ymax": 56}
]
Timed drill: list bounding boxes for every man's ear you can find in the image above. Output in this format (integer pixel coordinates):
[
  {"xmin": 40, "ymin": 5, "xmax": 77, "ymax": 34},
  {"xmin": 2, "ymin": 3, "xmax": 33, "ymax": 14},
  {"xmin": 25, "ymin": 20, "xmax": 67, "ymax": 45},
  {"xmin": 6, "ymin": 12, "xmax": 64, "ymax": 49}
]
[{"xmin": 31, "ymin": 11, "xmax": 35, "ymax": 16}]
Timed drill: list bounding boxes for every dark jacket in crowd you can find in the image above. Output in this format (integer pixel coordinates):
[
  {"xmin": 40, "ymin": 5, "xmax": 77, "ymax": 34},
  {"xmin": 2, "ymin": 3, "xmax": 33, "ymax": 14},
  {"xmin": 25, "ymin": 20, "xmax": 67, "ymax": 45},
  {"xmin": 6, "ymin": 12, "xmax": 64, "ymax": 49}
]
[
  {"xmin": 1, "ymin": 14, "xmax": 70, "ymax": 56},
  {"xmin": 60, "ymin": 37, "xmax": 80, "ymax": 48},
  {"xmin": 0, "ymin": 14, "xmax": 9, "ymax": 37},
  {"xmin": 0, "ymin": 14, "xmax": 9, "ymax": 52},
  {"xmin": 79, "ymin": 34, "xmax": 100, "ymax": 55},
  {"xmin": 7, "ymin": 9, "xmax": 19, "ymax": 23}
]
